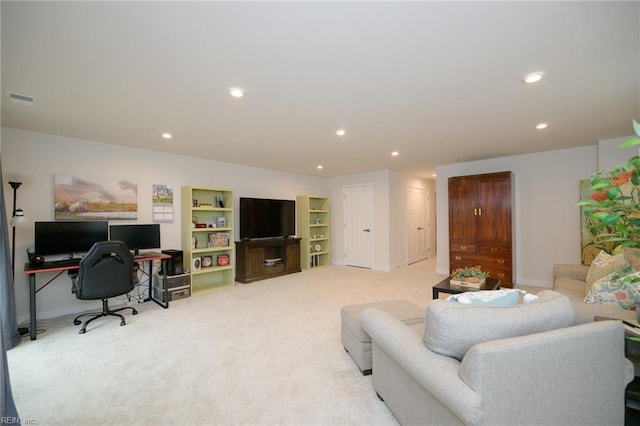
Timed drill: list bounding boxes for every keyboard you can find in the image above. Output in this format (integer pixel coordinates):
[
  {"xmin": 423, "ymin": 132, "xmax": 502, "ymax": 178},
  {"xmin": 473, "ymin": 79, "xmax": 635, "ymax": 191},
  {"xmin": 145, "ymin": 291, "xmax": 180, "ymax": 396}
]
[{"xmin": 42, "ymin": 258, "xmax": 81, "ymax": 268}]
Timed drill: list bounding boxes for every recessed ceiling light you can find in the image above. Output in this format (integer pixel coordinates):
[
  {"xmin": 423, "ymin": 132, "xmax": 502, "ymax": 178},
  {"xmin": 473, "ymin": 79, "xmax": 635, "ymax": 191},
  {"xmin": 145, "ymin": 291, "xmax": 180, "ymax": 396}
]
[
  {"xmin": 536, "ymin": 122, "xmax": 549, "ymax": 130},
  {"xmin": 336, "ymin": 129, "xmax": 346, "ymax": 136},
  {"xmin": 161, "ymin": 132, "xmax": 172, "ymax": 139},
  {"xmin": 317, "ymin": 165, "xmax": 323, "ymax": 170},
  {"xmin": 391, "ymin": 151, "xmax": 399, "ymax": 157},
  {"xmin": 229, "ymin": 87, "xmax": 244, "ymax": 98},
  {"xmin": 522, "ymin": 71, "xmax": 544, "ymax": 84}
]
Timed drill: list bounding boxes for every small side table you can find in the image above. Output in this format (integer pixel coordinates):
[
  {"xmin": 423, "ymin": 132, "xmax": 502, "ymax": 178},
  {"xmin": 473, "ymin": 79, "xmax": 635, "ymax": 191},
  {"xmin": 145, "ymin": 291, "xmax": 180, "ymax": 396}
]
[{"xmin": 432, "ymin": 277, "xmax": 501, "ymax": 300}]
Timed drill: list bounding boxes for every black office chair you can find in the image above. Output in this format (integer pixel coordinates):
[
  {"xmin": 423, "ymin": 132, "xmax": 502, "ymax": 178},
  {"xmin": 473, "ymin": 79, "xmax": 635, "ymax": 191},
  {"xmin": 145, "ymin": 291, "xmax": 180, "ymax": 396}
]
[{"xmin": 68, "ymin": 241, "xmax": 138, "ymax": 334}]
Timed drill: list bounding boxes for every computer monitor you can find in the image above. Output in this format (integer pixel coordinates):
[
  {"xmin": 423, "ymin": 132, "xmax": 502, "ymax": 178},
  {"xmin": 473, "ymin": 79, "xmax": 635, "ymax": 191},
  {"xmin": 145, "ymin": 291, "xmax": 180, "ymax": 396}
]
[
  {"xmin": 34, "ymin": 221, "xmax": 109, "ymax": 257},
  {"xmin": 109, "ymin": 224, "xmax": 161, "ymax": 255}
]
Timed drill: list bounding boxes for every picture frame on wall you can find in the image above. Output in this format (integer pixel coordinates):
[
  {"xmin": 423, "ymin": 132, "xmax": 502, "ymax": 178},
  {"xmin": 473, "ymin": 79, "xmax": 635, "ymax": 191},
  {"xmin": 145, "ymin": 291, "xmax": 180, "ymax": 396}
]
[{"xmin": 54, "ymin": 173, "xmax": 138, "ymax": 220}]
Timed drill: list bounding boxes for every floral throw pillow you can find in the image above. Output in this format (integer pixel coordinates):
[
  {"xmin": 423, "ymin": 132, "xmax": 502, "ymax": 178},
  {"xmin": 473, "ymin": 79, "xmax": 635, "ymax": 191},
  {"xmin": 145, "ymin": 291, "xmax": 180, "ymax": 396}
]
[
  {"xmin": 584, "ymin": 250, "xmax": 629, "ymax": 295},
  {"xmin": 584, "ymin": 266, "xmax": 640, "ymax": 309}
]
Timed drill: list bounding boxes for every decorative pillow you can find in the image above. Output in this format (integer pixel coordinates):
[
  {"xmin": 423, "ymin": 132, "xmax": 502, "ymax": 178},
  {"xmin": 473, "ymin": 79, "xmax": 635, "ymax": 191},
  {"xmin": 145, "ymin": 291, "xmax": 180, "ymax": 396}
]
[
  {"xmin": 446, "ymin": 289, "xmax": 522, "ymax": 306},
  {"xmin": 584, "ymin": 251, "xmax": 629, "ymax": 295},
  {"xmin": 625, "ymin": 248, "xmax": 640, "ymax": 271},
  {"xmin": 584, "ymin": 266, "xmax": 640, "ymax": 309},
  {"xmin": 423, "ymin": 290, "xmax": 574, "ymax": 360}
]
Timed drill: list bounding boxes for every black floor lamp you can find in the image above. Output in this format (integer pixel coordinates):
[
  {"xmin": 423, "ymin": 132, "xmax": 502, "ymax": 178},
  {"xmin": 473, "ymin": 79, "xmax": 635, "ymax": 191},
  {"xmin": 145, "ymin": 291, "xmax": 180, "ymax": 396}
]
[
  {"xmin": 9, "ymin": 181, "xmax": 27, "ymax": 336},
  {"xmin": 8, "ymin": 181, "xmax": 25, "ymax": 279}
]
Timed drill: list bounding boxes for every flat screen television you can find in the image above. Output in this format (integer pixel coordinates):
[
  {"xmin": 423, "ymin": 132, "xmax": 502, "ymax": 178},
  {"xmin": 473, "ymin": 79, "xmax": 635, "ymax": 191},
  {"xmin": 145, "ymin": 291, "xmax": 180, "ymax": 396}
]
[
  {"xmin": 239, "ymin": 197, "xmax": 296, "ymax": 240},
  {"xmin": 34, "ymin": 221, "xmax": 109, "ymax": 257},
  {"xmin": 109, "ymin": 224, "xmax": 161, "ymax": 255}
]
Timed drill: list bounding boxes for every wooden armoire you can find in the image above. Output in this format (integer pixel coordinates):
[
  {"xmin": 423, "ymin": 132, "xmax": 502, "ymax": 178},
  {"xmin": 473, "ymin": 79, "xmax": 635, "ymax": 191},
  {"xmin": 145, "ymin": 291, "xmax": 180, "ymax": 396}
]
[{"xmin": 448, "ymin": 171, "xmax": 515, "ymax": 287}]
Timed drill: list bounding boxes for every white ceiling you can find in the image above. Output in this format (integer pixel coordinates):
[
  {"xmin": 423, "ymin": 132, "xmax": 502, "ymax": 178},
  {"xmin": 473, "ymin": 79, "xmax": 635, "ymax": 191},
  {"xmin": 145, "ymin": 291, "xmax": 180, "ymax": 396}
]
[{"xmin": 2, "ymin": 1, "xmax": 639, "ymax": 178}]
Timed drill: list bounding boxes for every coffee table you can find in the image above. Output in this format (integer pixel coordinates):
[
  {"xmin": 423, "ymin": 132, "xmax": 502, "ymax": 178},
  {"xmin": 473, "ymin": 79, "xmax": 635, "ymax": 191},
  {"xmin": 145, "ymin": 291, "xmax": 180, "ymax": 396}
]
[{"xmin": 432, "ymin": 277, "xmax": 501, "ymax": 300}]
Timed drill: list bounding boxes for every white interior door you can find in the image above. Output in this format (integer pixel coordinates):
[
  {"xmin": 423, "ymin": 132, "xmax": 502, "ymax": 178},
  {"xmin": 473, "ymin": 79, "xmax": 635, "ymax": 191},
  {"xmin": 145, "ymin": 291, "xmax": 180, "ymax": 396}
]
[
  {"xmin": 407, "ymin": 186, "xmax": 429, "ymax": 264},
  {"xmin": 344, "ymin": 184, "xmax": 373, "ymax": 269}
]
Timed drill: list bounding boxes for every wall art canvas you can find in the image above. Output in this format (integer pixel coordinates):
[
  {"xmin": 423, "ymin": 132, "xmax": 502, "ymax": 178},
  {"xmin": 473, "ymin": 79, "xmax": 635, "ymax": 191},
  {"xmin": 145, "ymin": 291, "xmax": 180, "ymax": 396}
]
[
  {"xmin": 152, "ymin": 184, "xmax": 174, "ymax": 223},
  {"xmin": 54, "ymin": 174, "xmax": 137, "ymax": 220}
]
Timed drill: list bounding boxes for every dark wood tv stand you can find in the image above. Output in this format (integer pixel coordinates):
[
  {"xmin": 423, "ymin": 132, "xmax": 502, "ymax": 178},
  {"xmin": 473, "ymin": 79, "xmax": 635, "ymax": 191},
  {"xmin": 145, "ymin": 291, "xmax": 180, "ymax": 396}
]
[{"xmin": 235, "ymin": 238, "xmax": 301, "ymax": 283}]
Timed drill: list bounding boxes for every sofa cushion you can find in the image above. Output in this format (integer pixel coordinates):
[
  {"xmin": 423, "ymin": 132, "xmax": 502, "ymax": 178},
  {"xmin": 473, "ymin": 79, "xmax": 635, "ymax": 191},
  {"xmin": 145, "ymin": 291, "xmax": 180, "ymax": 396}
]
[
  {"xmin": 585, "ymin": 251, "xmax": 629, "ymax": 295},
  {"xmin": 584, "ymin": 266, "xmax": 640, "ymax": 309},
  {"xmin": 423, "ymin": 290, "xmax": 575, "ymax": 360},
  {"xmin": 446, "ymin": 289, "xmax": 522, "ymax": 306},
  {"xmin": 554, "ymin": 277, "xmax": 587, "ymax": 302}
]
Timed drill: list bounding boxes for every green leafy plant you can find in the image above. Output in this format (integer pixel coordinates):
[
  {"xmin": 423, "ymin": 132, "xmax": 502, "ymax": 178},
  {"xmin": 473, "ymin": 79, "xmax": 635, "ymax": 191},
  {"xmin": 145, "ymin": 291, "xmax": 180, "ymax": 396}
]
[
  {"xmin": 577, "ymin": 119, "xmax": 640, "ymax": 251},
  {"xmin": 450, "ymin": 265, "xmax": 489, "ymax": 282}
]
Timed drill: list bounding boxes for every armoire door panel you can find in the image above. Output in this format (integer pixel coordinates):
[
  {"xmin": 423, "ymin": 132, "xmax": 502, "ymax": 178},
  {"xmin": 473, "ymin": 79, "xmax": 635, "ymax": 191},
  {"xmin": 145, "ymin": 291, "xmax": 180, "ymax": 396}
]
[
  {"xmin": 478, "ymin": 177, "xmax": 511, "ymax": 243},
  {"xmin": 448, "ymin": 178, "xmax": 478, "ymax": 242}
]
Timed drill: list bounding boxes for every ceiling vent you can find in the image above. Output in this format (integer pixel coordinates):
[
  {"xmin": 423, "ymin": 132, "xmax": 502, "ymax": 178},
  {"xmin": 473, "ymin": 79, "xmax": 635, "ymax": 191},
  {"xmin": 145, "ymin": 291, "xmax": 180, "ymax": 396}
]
[{"xmin": 6, "ymin": 91, "xmax": 36, "ymax": 106}]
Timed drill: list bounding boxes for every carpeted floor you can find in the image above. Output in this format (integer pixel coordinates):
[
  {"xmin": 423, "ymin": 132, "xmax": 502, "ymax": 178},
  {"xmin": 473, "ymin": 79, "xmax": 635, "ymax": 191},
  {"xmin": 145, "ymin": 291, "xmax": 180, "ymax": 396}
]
[{"xmin": 7, "ymin": 258, "xmax": 444, "ymax": 426}]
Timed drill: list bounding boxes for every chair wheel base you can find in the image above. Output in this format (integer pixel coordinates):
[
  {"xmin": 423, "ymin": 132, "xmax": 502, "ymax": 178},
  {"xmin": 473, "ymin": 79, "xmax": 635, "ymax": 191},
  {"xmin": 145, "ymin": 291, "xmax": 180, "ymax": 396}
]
[{"xmin": 79, "ymin": 329, "xmax": 86, "ymax": 334}]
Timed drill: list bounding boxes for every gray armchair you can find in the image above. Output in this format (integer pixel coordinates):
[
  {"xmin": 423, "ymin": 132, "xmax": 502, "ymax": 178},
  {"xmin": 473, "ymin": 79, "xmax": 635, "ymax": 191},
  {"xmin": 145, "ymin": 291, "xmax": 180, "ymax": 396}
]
[
  {"xmin": 69, "ymin": 241, "xmax": 137, "ymax": 334},
  {"xmin": 361, "ymin": 290, "xmax": 634, "ymax": 425}
]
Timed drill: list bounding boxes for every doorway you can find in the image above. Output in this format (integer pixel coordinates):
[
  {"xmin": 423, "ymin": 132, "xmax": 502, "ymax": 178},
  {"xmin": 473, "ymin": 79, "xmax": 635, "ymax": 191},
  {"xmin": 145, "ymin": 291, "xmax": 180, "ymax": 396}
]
[
  {"xmin": 406, "ymin": 186, "xmax": 430, "ymax": 264},
  {"xmin": 343, "ymin": 184, "xmax": 373, "ymax": 269}
]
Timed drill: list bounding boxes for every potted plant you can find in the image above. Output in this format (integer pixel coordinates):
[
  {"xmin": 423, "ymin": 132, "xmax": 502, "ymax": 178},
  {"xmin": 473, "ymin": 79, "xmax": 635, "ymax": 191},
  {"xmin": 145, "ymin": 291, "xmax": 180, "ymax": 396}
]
[
  {"xmin": 578, "ymin": 119, "xmax": 640, "ymax": 254},
  {"xmin": 450, "ymin": 265, "xmax": 490, "ymax": 287}
]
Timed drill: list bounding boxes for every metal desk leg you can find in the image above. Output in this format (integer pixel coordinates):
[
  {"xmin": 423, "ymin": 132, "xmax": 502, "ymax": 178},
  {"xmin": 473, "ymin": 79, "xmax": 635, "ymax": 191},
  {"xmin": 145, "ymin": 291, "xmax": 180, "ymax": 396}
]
[
  {"xmin": 143, "ymin": 258, "xmax": 169, "ymax": 309},
  {"xmin": 29, "ymin": 272, "xmax": 36, "ymax": 340}
]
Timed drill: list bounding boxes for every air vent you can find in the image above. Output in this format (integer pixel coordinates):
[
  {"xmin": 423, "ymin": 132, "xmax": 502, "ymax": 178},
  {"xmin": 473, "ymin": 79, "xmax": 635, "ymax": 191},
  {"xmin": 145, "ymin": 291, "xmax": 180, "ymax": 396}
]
[{"xmin": 6, "ymin": 91, "xmax": 36, "ymax": 106}]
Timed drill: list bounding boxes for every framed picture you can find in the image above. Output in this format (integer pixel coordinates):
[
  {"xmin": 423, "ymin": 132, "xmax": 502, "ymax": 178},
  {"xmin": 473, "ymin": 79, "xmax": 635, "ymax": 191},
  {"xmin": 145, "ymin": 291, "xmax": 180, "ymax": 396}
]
[
  {"xmin": 217, "ymin": 254, "xmax": 230, "ymax": 266},
  {"xmin": 202, "ymin": 255, "xmax": 213, "ymax": 268},
  {"xmin": 217, "ymin": 216, "xmax": 227, "ymax": 228},
  {"xmin": 192, "ymin": 257, "xmax": 201, "ymax": 270},
  {"xmin": 209, "ymin": 232, "xmax": 230, "ymax": 247},
  {"xmin": 54, "ymin": 174, "xmax": 137, "ymax": 220}
]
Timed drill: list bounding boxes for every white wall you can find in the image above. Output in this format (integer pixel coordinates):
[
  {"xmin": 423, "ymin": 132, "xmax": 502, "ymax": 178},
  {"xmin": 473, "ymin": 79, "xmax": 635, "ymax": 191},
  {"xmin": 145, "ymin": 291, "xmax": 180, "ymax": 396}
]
[
  {"xmin": 598, "ymin": 134, "xmax": 638, "ymax": 170},
  {"xmin": 436, "ymin": 146, "xmax": 598, "ymax": 287},
  {"xmin": 1, "ymin": 127, "xmax": 327, "ymax": 323}
]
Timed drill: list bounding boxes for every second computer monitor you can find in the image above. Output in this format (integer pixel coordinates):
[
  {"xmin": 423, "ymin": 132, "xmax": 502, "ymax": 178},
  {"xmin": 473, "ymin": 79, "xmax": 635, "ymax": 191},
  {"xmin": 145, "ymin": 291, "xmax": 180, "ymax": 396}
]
[{"xmin": 109, "ymin": 224, "xmax": 161, "ymax": 255}]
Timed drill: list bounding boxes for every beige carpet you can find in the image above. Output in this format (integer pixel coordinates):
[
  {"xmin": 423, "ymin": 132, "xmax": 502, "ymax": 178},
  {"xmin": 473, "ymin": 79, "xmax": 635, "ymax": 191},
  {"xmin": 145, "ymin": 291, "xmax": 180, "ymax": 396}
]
[{"xmin": 7, "ymin": 258, "xmax": 445, "ymax": 426}]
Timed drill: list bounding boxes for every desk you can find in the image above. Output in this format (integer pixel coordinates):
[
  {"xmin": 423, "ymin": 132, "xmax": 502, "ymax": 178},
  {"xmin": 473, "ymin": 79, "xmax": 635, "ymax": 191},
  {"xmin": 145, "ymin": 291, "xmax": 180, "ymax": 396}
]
[{"xmin": 23, "ymin": 252, "xmax": 171, "ymax": 340}]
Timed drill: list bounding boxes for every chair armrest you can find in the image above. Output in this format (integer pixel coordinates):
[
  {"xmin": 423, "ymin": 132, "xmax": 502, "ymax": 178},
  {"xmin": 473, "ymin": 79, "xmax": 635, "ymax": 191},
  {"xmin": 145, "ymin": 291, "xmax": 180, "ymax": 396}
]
[
  {"xmin": 360, "ymin": 308, "xmax": 482, "ymax": 424},
  {"xmin": 553, "ymin": 263, "xmax": 589, "ymax": 282},
  {"xmin": 459, "ymin": 321, "xmax": 631, "ymax": 425}
]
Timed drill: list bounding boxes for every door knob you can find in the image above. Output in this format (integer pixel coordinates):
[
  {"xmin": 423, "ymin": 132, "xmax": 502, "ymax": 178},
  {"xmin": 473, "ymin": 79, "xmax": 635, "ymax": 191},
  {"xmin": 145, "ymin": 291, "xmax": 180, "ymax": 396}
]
[{"xmin": 363, "ymin": 228, "xmax": 371, "ymax": 232}]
